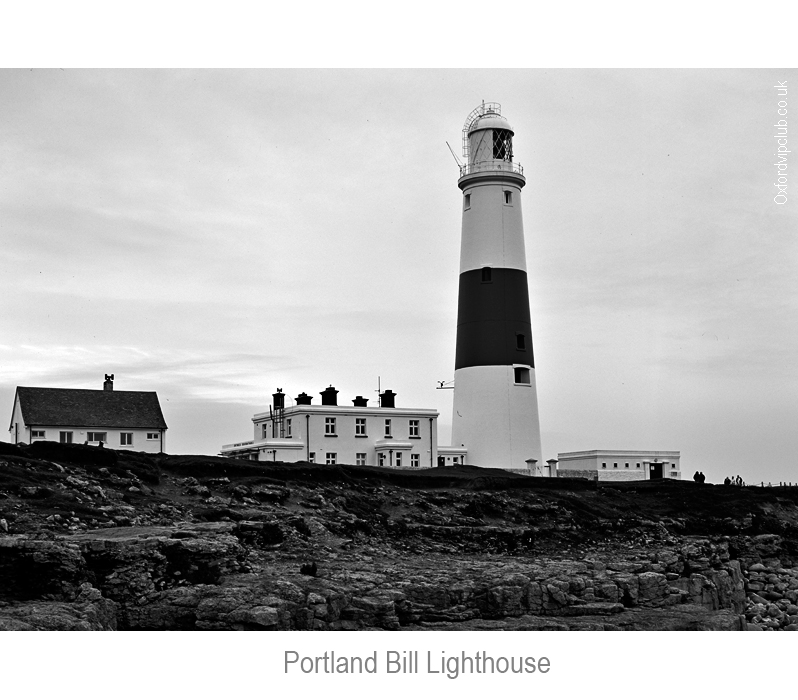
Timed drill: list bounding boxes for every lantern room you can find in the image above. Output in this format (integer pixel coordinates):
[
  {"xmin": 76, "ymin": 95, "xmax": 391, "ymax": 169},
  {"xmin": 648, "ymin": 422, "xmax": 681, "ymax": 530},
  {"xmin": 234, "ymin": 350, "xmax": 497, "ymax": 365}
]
[{"xmin": 463, "ymin": 102, "xmax": 515, "ymax": 167}]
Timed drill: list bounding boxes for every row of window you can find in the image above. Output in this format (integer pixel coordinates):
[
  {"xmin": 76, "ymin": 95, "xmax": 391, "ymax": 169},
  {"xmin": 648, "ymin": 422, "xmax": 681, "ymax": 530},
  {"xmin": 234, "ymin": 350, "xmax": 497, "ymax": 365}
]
[
  {"xmin": 30, "ymin": 430, "xmax": 159, "ymax": 444},
  {"xmin": 309, "ymin": 452, "xmax": 422, "ymax": 468},
  {"xmin": 268, "ymin": 418, "xmax": 423, "ymax": 440},
  {"xmin": 599, "ymin": 462, "xmax": 677, "ymax": 470},
  {"xmin": 328, "ymin": 417, "xmax": 420, "ymax": 438}
]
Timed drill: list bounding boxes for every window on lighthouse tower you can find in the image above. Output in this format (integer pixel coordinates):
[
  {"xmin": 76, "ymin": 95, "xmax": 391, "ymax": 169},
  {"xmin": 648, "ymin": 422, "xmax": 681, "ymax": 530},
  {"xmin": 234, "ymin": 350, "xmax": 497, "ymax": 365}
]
[
  {"xmin": 514, "ymin": 367, "xmax": 531, "ymax": 385},
  {"xmin": 493, "ymin": 129, "xmax": 513, "ymax": 160}
]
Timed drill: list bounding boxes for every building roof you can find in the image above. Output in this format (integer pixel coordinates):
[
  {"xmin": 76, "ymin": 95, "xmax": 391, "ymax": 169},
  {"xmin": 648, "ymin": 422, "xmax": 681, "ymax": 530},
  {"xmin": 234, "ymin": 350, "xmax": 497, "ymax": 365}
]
[
  {"xmin": 13, "ymin": 387, "xmax": 168, "ymax": 430},
  {"xmin": 252, "ymin": 404, "xmax": 439, "ymax": 421},
  {"xmin": 557, "ymin": 449, "xmax": 679, "ymax": 460}
]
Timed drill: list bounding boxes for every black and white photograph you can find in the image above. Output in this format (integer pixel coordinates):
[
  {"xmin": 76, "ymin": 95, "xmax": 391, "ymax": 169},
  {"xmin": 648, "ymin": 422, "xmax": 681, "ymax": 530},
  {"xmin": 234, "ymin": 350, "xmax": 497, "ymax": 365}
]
[{"xmin": 0, "ymin": 6, "xmax": 796, "ymax": 698}]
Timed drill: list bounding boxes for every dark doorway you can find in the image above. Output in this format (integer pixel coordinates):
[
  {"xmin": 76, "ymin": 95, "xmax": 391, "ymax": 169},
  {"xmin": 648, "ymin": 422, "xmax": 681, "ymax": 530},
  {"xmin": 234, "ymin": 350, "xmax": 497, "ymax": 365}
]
[{"xmin": 650, "ymin": 462, "xmax": 663, "ymax": 480}]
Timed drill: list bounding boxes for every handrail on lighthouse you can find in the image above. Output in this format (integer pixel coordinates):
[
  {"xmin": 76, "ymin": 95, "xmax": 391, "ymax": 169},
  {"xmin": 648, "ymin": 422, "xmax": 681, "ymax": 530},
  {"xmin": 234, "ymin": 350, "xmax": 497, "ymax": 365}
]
[
  {"xmin": 462, "ymin": 101, "xmax": 503, "ymax": 157},
  {"xmin": 458, "ymin": 160, "xmax": 524, "ymax": 177}
]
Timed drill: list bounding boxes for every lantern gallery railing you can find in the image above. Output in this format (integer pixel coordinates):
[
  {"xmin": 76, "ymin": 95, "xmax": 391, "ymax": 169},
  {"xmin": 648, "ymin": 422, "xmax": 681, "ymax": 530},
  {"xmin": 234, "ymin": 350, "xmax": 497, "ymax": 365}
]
[{"xmin": 459, "ymin": 160, "xmax": 524, "ymax": 177}]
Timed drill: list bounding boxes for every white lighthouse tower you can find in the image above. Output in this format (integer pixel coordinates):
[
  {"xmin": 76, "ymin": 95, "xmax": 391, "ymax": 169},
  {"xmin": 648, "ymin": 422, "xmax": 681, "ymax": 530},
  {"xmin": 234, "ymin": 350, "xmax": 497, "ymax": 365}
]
[{"xmin": 450, "ymin": 103, "xmax": 542, "ymax": 472}]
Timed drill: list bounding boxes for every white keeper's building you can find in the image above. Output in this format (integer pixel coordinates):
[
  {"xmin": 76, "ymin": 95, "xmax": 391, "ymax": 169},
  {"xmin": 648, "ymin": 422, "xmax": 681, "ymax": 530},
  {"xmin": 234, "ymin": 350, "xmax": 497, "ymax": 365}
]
[{"xmin": 220, "ymin": 387, "xmax": 439, "ymax": 469}]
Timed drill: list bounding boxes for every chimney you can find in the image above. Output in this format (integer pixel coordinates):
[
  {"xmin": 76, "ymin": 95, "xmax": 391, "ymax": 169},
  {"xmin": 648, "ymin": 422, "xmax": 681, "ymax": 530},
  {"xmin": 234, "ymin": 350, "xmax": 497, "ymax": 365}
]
[
  {"xmin": 320, "ymin": 386, "xmax": 339, "ymax": 406},
  {"xmin": 272, "ymin": 388, "xmax": 285, "ymax": 410},
  {"xmin": 379, "ymin": 390, "xmax": 396, "ymax": 408},
  {"xmin": 295, "ymin": 392, "xmax": 312, "ymax": 406},
  {"xmin": 103, "ymin": 374, "xmax": 114, "ymax": 391},
  {"xmin": 352, "ymin": 396, "xmax": 369, "ymax": 407}
]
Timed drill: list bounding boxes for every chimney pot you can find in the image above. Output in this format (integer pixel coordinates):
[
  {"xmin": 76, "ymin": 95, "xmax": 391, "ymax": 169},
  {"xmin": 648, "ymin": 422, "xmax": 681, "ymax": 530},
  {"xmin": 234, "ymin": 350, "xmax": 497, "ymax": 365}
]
[
  {"xmin": 320, "ymin": 386, "xmax": 339, "ymax": 406},
  {"xmin": 295, "ymin": 392, "xmax": 312, "ymax": 406}
]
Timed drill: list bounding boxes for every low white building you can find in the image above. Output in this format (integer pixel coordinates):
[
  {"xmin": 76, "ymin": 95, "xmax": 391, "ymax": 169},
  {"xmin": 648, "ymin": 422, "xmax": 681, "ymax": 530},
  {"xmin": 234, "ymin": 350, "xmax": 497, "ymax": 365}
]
[
  {"xmin": 557, "ymin": 450, "xmax": 681, "ymax": 481},
  {"xmin": 8, "ymin": 375, "xmax": 168, "ymax": 453},
  {"xmin": 437, "ymin": 445, "xmax": 468, "ymax": 466},
  {"xmin": 221, "ymin": 387, "xmax": 439, "ymax": 469}
]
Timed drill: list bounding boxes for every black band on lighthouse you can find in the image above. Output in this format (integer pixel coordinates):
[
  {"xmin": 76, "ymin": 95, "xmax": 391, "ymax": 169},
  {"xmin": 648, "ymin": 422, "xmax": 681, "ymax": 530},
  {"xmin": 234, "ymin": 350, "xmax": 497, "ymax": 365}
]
[{"xmin": 455, "ymin": 267, "xmax": 535, "ymax": 370}]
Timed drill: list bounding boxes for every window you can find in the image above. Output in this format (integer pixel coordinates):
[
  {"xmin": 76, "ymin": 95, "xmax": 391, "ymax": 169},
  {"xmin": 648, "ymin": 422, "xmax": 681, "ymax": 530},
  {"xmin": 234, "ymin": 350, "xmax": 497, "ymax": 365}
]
[
  {"xmin": 636, "ymin": 463, "xmax": 641, "ymax": 469},
  {"xmin": 409, "ymin": 419, "xmax": 419, "ymax": 438},
  {"xmin": 411, "ymin": 453, "xmax": 420, "ymax": 468},
  {"xmin": 308, "ymin": 452, "xmax": 315, "ymax": 463},
  {"xmin": 481, "ymin": 266, "xmax": 492, "ymax": 283},
  {"xmin": 625, "ymin": 462, "xmax": 629, "ymax": 469},
  {"xmin": 516, "ymin": 333, "xmax": 526, "ymax": 350},
  {"xmin": 493, "ymin": 129, "xmax": 513, "ymax": 160},
  {"xmin": 464, "ymin": 193, "xmax": 471, "ymax": 209},
  {"xmin": 395, "ymin": 452, "xmax": 402, "ymax": 467},
  {"xmin": 325, "ymin": 453, "xmax": 337, "ymax": 465},
  {"xmin": 670, "ymin": 471, "xmax": 679, "ymax": 477},
  {"xmin": 286, "ymin": 418, "xmax": 292, "ymax": 438},
  {"xmin": 87, "ymin": 432, "xmax": 107, "ymax": 443},
  {"xmin": 355, "ymin": 418, "xmax": 367, "ymax": 436},
  {"xmin": 262, "ymin": 424, "xmax": 269, "ymax": 439},
  {"xmin": 120, "ymin": 432, "xmax": 133, "ymax": 446},
  {"xmin": 147, "ymin": 432, "xmax": 159, "ymax": 440},
  {"xmin": 504, "ymin": 191, "xmax": 512, "ymax": 205},
  {"xmin": 378, "ymin": 453, "xmax": 386, "ymax": 467},
  {"xmin": 384, "ymin": 419, "xmax": 392, "ymax": 437},
  {"xmin": 452, "ymin": 456, "xmax": 459, "ymax": 464},
  {"xmin": 325, "ymin": 417, "xmax": 336, "ymax": 436},
  {"xmin": 602, "ymin": 463, "xmax": 607, "ymax": 469},
  {"xmin": 356, "ymin": 453, "xmax": 367, "ymax": 466},
  {"xmin": 31, "ymin": 430, "xmax": 45, "ymax": 439},
  {"xmin": 514, "ymin": 367, "xmax": 530, "ymax": 384},
  {"xmin": 60, "ymin": 431, "xmax": 73, "ymax": 444},
  {"xmin": 613, "ymin": 463, "xmax": 618, "ymax": 469}
]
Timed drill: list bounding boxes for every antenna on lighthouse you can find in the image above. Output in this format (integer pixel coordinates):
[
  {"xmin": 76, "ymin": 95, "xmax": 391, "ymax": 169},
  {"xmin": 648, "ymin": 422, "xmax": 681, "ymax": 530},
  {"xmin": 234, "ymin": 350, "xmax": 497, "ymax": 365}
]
[{"xmin": 446, "ymin": 141, "xmax": 462, "ymax": 169}]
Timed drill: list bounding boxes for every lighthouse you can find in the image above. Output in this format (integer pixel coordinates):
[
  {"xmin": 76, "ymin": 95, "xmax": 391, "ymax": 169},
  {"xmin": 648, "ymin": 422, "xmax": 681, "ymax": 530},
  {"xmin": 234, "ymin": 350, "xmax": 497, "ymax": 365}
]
[{"xmin": 450, "ymin": 103, "xmax": 542, "ymax": 471}]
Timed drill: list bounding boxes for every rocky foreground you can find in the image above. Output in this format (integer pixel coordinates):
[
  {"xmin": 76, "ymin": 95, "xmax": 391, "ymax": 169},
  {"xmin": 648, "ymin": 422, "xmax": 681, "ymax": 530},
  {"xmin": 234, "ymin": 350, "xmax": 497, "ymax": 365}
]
[{"xmin": 1, "ymin": 441, "xmax": 797, "ymax": 631}]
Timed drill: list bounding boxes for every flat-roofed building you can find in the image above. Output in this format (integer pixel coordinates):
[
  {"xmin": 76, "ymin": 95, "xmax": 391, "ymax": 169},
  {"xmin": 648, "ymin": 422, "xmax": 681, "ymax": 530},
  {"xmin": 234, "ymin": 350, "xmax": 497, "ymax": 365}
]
[{"xmin": 557, "ymin": 450, "xmax": 681, "ymax": 481}]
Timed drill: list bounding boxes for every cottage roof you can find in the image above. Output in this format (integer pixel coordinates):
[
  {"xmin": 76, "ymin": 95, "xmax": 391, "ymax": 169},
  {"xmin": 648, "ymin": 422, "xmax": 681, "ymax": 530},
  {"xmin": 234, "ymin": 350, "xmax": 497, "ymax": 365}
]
[{"xmin": 13, "ymin": 387, "xmax": 168, "ymax": 430}]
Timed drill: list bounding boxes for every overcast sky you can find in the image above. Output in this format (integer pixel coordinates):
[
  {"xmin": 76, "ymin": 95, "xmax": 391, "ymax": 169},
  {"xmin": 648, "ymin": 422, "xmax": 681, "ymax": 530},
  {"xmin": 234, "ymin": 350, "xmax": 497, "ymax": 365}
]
[{"xmin": 1, "ymin": 68, "xmax": 796, "ymax": 483}]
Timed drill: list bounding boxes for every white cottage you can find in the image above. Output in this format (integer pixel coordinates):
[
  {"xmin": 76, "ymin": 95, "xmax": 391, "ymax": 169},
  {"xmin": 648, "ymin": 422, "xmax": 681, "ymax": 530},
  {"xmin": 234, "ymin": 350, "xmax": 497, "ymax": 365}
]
[{"xmin": 8, "ymin": 375, "xmax": 168, "ymax": 453}]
